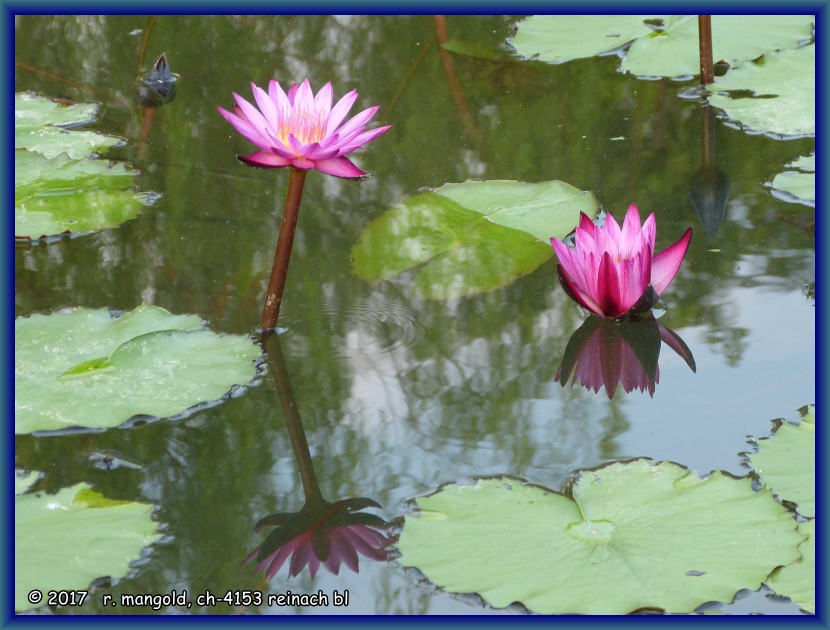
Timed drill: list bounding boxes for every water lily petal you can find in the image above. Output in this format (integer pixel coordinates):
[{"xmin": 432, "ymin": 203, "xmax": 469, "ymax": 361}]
[
  {"xmin": 651, "ymin": 227, "xmax": 693, "ymax": 295},
  {"xmin": 596, "ymin": 251, "xmax": 624, "ymax": 317},
  {"xmin": 314, "ymin": 156, "xmax": 366, "ymax": 178},
  {"xmin": 238, "ymin": 150, "xmax": 292, "ymax": 168},
  {"xmin": 338, "ymin": 125, "xmax": 393, "ymax": 154},
  {"xmin": 326, "ymin": 89, "xmax": 359, "ymax": 135}
]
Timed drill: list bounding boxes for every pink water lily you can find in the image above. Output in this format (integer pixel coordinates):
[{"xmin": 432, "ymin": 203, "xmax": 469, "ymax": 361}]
[
  {"xmin": 217, "ymin": 78, "xmax": 391, "ymax": 178},
  {"xmin": 551, "ymin": 204, "xmax": 692, "ymax": 320}
]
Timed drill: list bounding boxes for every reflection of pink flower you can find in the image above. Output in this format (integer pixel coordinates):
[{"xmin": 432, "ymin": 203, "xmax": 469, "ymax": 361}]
[
  {"xmin": 218, "ymin": 79, "xmax": 391, "ymax": 178},
  {"xmin": 551, "ymin": 205, "xmax": 692, "ymax": 320},
  {"xmin": 555, "ymin": 315, "xmax": 695, "ymax": 398},
  {"xmin": 245, "ymin": 498, "xmax": 392, "ymax": 579}
]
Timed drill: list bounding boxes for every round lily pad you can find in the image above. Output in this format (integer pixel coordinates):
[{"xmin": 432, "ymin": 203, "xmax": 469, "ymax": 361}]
[
  {"xmin": 397, "ymin": 459, "xmax": 803, "ymax": 614},
  {"xmin": 15, "ymin": 304, "xmax": 262, "ymax": 434},
  {"xmin": 746, "ymin": 406, "xmax": 815, "ymax": 518},
  {"xmin": 15, "ymin": 473, "xmax": 161, "ymax": 612},
  {"xmin": 352, "ymin": 180, "xmax": 598, "ymax": 300},
  {"xmin": 509, "ymin": 15, "xmax": 664, "ymax": 63},
  {"xmin": 708, "ymin": 43, "xmax": 815, "ymax": 137}
]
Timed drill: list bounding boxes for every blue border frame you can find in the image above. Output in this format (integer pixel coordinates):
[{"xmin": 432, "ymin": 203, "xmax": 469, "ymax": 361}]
[{"xmin": 5, "ymin": 2, "xmax": 827, "ymax": 626}]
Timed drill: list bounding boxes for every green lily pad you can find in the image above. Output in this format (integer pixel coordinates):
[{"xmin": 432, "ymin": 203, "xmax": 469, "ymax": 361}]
[
  {"xmin": 15, "ymin": 304, "xmax": 262, "ymax": 434},
  {"xmin": 15, "ymin": 469, "xmax": 41, "ymax": 496},
  {"xmin": 15, "ymin": 475, "xmax": 161, "ymax": 612},
  {"xmin": 770, "ymin": 153, "xmax": 815, "ymax": 206},
  {"xmin": 15, "ymin": 92, "xmax": 123, "ymax": 159},
  {"xmin": 510, "ymin": 15, "xmax": 665, "ymax": 64},
  {"xmin": 397, "ymin": 459, "xmax": 802, "ymax": 614},
  {"xmin": 15, "ymin": 150, "xmax": 153, "ymax": 240},
  {"xmin": 746, "ymin": 405, "xmax": 815, "ymax": 518},
  {"xmin": 508, "ymin": 15, "xmax": 812, "ymax": 77},
  {"xmin": 621, "ymin": 15, "xmax": 814, "ymax": 78},
  {"xmin": 352, "ymin": 180, "xmax": 598, "ymax": 300},
  {"xmin": 768, "ymin": 519, "xmax": 814, "ymax": 613},
  {"xmin": 708, "ymin": 44, "xmax": 815, "ymax": 137}
]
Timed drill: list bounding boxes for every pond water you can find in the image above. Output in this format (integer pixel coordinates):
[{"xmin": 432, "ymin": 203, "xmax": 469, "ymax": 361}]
[{"xmin": 14, "ymin": 15, "xmax": 815, "ymax": 615}]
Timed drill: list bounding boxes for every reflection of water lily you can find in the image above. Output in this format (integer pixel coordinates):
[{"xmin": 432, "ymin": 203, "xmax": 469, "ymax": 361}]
[
  {"xmin": 245, "ymin": 497, "xmax": 393, "ymax": 579},
  {"xmin": 556, "ymin": 314, "xmax": 696, "ymax": 398},
  {"xmin": 551, "ymin": 205, "xmax": 692, "ymax": 320},
  {"xmin": 217, "ymin": 78, "xmax": 391, "ymax": 178}
]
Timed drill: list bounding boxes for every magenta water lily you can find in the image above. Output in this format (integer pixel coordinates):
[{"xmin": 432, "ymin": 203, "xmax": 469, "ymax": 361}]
[
  {"xmin": 551, "ymin": 204, "xmax": 692, "ymax": 320},
  {"xmin": 218, "ymin": 78, "xmax": 391, "ymax": 178},
  {"xmin": 219, "ymin": 78, "xmax": 391, "ymax": 331}
]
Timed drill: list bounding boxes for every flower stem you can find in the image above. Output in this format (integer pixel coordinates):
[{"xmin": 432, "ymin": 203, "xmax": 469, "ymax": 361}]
[
  {"xmin": 698, "ymin": 15, "xmax": 714, "ymax": 86},
  {"xmin": 261, "ymin": 167, "xmax": 308, "ymax": 331}
]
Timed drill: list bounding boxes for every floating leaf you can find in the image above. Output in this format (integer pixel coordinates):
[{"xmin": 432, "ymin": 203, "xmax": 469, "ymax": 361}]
[
  {"xmin": 15, "ymin": 149, "xmax": 153, "ymax": 240},
  {"xmin": 707, "ymin": 44, "xmax": 815, "ymax": 137},
  {"xmin": 397, "ymin": 459, "xmax": 802, "ymax": 614},
  {"xmin": 15, "ymin": 477, "xmax": 161, "ymax": 612},
  {"xmin": 510, "ymin": 15, "xmax": 664, "ymax": 63},
  {"xmin": 746, "ymin": 406, "xmax": 815, "ymax": 518},
  {"xmin": 15, "ymin": 469, "xmax": 41, "ymax": 495},
  {"xmin": 768, "ymin": 519, "xmax": 815, "ymax": 613},
  {"xmin": 770, "ymin": 153, "xmax": 815, "ymax": 206},
  {"xmin": 15, "ymin": 92, "xmax": 123, "ymax": 159},
  {"xmin": 352, "ymin": 180, "xmax": 598, "ymax": 299},
  {"xmin": 621, "ymin": 16, "xmax": 814, "ymax": 78},
  {"xmin": 15, "ymin": 304, "xmax": 262, "ymax": 434},
  {"xmin": 509, "ymin": 15, "xmax": 812, "ymax": 76}
]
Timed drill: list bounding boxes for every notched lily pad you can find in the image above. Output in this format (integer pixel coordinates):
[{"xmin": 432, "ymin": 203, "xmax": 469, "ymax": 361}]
[
  {"xmin": 15, "ymin": 304, "xmax": 262, "ymax": 434},
  {"xmin": 352, "ymin": 180, "xmax": 598, "ymax": 300},
  {"xmin": 397, "ymin": 459, "xmax": 803, "ymax": 614},
  {"xmin": 15, "ymin": 473, "xmax": 161, "ymax": 612}
]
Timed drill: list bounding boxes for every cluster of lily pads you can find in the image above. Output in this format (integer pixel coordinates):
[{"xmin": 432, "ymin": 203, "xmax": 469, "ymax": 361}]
[
  {"xmin": 15, "ymin": 94, "xmax": 264, "ymax": 611},
  {"xmin": 507, "ymin": 15, "xmax": 815, "ymax": 207},
  {"xmin": 396, "ymin": 405, "xmax": 814, "ymax": 615}
]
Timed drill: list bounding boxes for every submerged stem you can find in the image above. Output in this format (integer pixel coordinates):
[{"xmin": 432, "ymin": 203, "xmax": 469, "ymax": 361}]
[{"xmin": 261, "ymin": 167, "xmax": 308, "ymax": 331}]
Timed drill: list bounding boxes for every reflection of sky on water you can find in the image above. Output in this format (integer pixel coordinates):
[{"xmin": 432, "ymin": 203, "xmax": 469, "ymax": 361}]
[{"xmin": 615, "ymin": 285, "xmax": 813, "ymax": 477}]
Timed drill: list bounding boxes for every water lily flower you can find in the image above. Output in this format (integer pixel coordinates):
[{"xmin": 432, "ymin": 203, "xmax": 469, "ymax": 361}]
[
  {"xmin": 217, "ymin": 78, "xmax": 391, "ymax": 178},
  {"xmin": 555, "ymin": 314, "xmax": 696, "ymax": 398},
  {"xmin": 551, "ymin": 204, "xmax": 692, "ymax": 320}
]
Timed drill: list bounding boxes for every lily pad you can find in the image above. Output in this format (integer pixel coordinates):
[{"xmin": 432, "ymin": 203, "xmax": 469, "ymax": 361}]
[
  {"xmin": 352, "ymin": 180, "xmax": 598, "ymax": 299},
  {"xmin": 510, "ymin": 15, "xmax": 665, "ymax": 64},
  {"xmin": 15, "ymin": 92, "xmax": 123, "ymax": 159},
  {"xmin": 768, "ymin": 519, "xmax": 815, "ymax": 614},
  {"xmin": 508, "ymin": 15, "xmax": 812, "ymax": 77},
  {"xmin": 15, "ymin": 474, "xmax": 161, "ymax": 612},
  {"xmin": 621, "ymin": 16, "xmax": 814, "ymax": 78},
  {"xmin": 746, "ymin": 405, "xmax": 815, "ymax": 518},
  {"xmin": 707, "ymin": 44, "xmax": 815, "ymax": 137},
  {"xmin": 15, "ymin": 150, "xmax": 153, "ymax": 240},
  {"xmin": 770, "ymin": 153, "xmax": 815, "ymax": 206},
  {"xmin": 397, "ymin": 459, "xmax": 802, "ymax": 614},
  {"xmin": 15, "ymin": 304, "xmax": 262, "ymax": 434}
]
